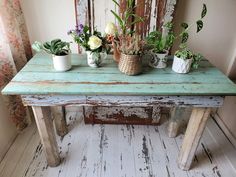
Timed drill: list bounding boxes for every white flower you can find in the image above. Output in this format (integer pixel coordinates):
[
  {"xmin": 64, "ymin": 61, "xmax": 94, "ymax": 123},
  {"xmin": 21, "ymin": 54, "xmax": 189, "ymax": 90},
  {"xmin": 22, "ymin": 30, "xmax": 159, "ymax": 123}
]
[
  {"xmin": 105, "ymin": 22, "xmax": 117, "ymax": 35},
  {"xmin": 88, "ymin": 35, "xmax": 102, "ymax": 50}
]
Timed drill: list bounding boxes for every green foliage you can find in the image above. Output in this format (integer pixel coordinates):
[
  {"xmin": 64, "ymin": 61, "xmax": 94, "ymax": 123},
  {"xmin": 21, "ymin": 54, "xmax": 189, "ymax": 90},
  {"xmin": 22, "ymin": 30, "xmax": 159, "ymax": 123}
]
[
  {"xmin": 32, "ymin": 39, "xmax": 70, "ymax": 56},
  {"xmin": 146, "ymin": 22, "xmax": 175, "ymax": 53},
  {"xmin": 111, "ymin": 0, "xmax": 144, "ymax": 35},
  {"xmin": 179, "ymin": 3, "xmax": 207, "ymax": 44},
  {"xmin": 175, "ymin": 44, "xmax": 203, "ymax": 69}
]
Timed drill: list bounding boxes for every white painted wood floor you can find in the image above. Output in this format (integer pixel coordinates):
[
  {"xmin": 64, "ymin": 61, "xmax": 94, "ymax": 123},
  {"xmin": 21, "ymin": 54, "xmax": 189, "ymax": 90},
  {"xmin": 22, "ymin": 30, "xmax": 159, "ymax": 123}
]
[{"xmin": 1, "ymin": 108, "xmax": 236, "ymax": 177}]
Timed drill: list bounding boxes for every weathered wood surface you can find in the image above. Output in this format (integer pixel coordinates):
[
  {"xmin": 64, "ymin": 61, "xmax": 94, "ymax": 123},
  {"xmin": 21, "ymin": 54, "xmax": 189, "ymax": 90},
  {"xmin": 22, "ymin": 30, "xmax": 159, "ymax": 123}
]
[
  {"xmin": 83, "ymin": 106, "xmax": 161, "ymax": 125},
  {"xmin": 21, "ymin": 95, "xmax": 224, "ymax": 107},
  {"xmin": 2, "ymin": 53, "xmax": 236, "ymax": 96},
  {"xmin": 51, "ymin": 106, "xmax": 68, "ymax": 137},
  {"xmin": 32, "ymin": 106, "xmax": 61, "ymax": 167},
  {"xmin": 168, "ymin": 107, "xmax": 192, "ymax": 138},
  {"xmin": 178, "ymin": 107, "xmax": 211, "ymax": 170},
  {"xmin": 75, "ymin": 0, "xmax": 177, "ymax": 38},
  {"xmin": 1, "ymin": 110, "xmax": 236, "ymax": 177}
]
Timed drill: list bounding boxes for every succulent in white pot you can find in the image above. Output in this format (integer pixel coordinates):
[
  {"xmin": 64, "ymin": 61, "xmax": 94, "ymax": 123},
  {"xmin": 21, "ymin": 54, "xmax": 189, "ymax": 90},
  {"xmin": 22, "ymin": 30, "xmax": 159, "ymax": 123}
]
[
  {"xmin": 172, "ymin": 46, "xmax": 202, "ymax": 74},
  {"xmin": 146, "ymin": 22, "xmax": 175, "ymax": 69},
  {"xmin": 32, "ymin": 39, "xmax": 71, "ymax": 71}
]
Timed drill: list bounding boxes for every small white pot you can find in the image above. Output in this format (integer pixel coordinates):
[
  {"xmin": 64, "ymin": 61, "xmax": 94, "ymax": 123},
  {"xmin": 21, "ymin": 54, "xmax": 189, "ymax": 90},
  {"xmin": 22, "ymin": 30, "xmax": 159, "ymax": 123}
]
[
  {"xmin": 52, "ymin": 54, "xmax": 71, "ymax": 71},
  {"xmin": 86, "ymin": 51, "xmax": 107, "ymax": 68},
  {"xmin": 149, "ymin": 51, "xmax": 168, "ymax": 69},
  {"xmin": 172, "ymin": 55, "xmax": 193, "ymax": 74}
]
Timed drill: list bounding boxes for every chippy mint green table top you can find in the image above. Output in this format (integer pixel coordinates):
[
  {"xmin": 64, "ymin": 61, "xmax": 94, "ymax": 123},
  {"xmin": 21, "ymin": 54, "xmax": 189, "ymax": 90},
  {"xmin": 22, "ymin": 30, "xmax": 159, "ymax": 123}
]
[{"xmin": 2, "ymin": 53, "xmax": 236, "ymax": 96}]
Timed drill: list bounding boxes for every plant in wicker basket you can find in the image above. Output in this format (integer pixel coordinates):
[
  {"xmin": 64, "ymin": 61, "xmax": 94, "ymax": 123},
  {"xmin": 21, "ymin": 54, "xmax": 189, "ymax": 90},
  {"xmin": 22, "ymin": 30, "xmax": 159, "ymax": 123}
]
[{"xmin": 105, "ymin": 0, "xmax": 145, "ymax": 75}]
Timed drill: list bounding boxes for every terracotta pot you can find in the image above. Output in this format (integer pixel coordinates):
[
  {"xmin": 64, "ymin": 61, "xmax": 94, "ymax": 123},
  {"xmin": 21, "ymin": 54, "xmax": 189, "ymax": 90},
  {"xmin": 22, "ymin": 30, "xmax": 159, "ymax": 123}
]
[
  {"xmin": 112, "ymin": 41, "xmax": 121, "ymax": 63},
  {"xmin": 118, "ymin": 53, "xmax": 142, "ymax": 76}
]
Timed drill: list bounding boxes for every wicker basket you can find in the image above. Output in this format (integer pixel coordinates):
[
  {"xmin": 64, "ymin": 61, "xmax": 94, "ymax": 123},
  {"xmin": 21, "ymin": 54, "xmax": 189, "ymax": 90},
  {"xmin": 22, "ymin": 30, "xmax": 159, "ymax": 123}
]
[{"xmin": 118, "ymin": 53, "xmax": 142, "ymax": 76}]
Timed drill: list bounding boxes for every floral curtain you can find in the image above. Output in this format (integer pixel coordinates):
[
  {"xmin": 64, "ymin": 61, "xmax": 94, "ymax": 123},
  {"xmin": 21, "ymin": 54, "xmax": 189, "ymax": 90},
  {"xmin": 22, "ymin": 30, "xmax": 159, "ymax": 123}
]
[{"xmin": 0, "ymin": 0, "xmax": 32, "ymax": 130}]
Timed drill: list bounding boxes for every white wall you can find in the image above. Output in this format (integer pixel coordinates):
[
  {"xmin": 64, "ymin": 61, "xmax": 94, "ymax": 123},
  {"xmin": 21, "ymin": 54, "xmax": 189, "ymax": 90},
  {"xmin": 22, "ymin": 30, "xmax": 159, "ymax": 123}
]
[
  {"xmin": 173, "ymin": 0, "xmax": 236, "ymax": 141},
  {"xmin": 20, "ymin": 0, "xmax": 77, "ymax": 53},
  {"xmin": 0, "ymin": 96, "xmax": 17, "ymax": 161}
]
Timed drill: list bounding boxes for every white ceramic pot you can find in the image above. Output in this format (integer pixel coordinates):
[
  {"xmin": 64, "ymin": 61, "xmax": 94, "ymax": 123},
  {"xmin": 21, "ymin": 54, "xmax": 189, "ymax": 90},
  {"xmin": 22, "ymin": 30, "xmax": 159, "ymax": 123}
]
[
  {"xmin": 149, "ymin": 51, "xmax": 168, "ymax": 69},
  {"xmin": 86, "ymin": 51, "xmax": 107, "ymax": 68},
  {"xmin": 52, "ymin": 54, "xmax": 71, "ymax": 71},
  {"xmin": 172, "ymin": 55, "xmax": 193, "ymax": 74}
]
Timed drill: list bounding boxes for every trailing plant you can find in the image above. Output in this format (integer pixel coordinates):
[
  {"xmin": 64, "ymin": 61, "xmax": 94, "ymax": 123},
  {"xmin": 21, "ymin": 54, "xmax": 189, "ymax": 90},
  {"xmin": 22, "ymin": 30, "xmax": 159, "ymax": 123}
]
[
  {"xmin": 146, "ymin": 22, "xmax": 175, "ymax": 53},
  {"xmin": 32, "ymin": 39, "xmax": 70, "ymax": 56},
  {"xmin": 175, "ymin": 3, "xmax": 207, "ymax": 69},
  {"xmin": 175, "ymin": 44, "xmax": 203, "ymax": 69},
  {"xmin": 68, "ymin": 24, "xmax": 110, "ymax": 54}
]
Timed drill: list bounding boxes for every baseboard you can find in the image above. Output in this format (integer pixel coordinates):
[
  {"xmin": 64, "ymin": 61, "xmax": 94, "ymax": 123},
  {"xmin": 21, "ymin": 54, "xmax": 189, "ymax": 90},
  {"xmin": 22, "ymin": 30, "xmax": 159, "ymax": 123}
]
[{"xmin": 212, "ymin": 113, "xmax": 236, "ymax": 148}]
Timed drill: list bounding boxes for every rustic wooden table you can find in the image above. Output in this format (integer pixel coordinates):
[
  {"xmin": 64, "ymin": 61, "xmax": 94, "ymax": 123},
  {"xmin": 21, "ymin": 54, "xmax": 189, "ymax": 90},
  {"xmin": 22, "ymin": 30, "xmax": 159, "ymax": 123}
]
[{"xmin": 2, "ymin": 53, "xmax": 236, "ymax": 170}]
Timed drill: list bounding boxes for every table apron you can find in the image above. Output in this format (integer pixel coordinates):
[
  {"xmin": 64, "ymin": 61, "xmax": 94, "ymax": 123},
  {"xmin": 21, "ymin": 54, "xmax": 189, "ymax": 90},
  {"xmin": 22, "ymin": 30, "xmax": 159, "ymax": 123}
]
[{"xmin": 21, "ymin": 95, "xmax": 224, "ymax": 107}]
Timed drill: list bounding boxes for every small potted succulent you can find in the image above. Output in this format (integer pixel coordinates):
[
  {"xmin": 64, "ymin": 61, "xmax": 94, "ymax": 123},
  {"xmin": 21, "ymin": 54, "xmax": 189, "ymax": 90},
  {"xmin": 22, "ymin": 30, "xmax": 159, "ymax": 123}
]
[
  {"xmin": 146, "ymin": 22, "xmax": 175, "ymax": 68},
  {"xmin": 172, "ymin": 4, "xmax": 207, "ymax": 74},
  {"xmin": 105, "ymin": 0, "xmax": 144, "ymax": 75},
  {"xmin": 68, "ymin": 24, "xmax": 109, "ymax": 68},
  {"xmin": 32, "ymin": 39, "xmax": 71, "ymax": 71}
]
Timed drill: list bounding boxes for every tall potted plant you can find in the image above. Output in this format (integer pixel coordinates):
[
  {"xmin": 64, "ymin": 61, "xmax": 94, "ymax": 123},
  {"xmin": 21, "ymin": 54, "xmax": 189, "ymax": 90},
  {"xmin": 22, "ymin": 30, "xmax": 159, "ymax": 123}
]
[
  {"xmin": 32, "ymin": 39, "xmax": 71, "ymax": 71},
  {"xmin": 172, "ymin": 4, "xmax": 207, "ymax": 73},
  {"xmin": 146, "ymin": 22, "xmax": 175, "ymax": 68},
  {"xmin": 105, "ymin": 0, "xmax": 145, "ymax": 75},
  {"xmin": 68, "ymin": 24, "xmax": 110, "ymax": 68}
]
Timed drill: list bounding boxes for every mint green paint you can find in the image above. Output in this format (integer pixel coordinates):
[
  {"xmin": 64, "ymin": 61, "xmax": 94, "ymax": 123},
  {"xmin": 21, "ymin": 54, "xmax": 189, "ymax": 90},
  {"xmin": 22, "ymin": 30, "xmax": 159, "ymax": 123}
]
[{"xmin": 2, "ymin": 53, "xmax": 236, "ymax": 96}]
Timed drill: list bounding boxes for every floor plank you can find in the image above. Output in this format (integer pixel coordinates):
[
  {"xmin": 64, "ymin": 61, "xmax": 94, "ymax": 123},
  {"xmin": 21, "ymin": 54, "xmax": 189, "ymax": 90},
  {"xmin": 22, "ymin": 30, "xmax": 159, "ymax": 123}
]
[{"xmin": 0, "ymin": 111, "xmax": 235, "ymax": 177}]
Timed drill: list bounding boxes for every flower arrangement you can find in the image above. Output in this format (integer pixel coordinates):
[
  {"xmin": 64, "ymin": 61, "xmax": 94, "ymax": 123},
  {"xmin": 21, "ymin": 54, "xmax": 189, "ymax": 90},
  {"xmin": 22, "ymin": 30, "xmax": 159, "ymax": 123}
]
[{"xmin": 68, "ymin": 24, "xmax": 110, "ymax": 67}]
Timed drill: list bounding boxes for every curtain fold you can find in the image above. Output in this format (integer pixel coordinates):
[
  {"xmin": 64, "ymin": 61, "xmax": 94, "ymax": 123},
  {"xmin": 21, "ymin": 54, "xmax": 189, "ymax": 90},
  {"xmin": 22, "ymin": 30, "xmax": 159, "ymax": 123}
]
[{"xmin": 0, "ymin": 0, "xmax": 32, "ymax": 130}]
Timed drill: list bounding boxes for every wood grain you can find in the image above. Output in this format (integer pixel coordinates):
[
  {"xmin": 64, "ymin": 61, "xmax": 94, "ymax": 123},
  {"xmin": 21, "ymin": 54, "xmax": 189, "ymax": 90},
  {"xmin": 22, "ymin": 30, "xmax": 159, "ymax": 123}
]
[
  {"xmin": 2, "ymin": 53, "xmax": 236, "ymax": 96},
  {"xmin": 178, "ymin": 107, "xmax": 211, "ymax": 170},
  {"xmin": 32, "ymin": 106, "xmax": 60, "ymax": 167}
]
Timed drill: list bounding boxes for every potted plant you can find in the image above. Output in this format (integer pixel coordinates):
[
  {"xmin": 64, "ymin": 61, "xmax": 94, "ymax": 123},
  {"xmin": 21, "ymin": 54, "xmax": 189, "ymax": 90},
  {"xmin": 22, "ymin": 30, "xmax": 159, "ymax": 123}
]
[
  {"xmin": 68, "ymin": 24, "xmax": 109, "ymax": 68},
  {"xmin": 146, "ymin": 22, "xmax": 175, "ymax": 68},
  {"xmin": 172, "ymin": 4, "xmax": 207, "ymax": 74},
  {"xmin": 105, "ymin": 0, "xmax": 144, "ymax": 75},
  {"xmin": 32, "ymin": 39, "xmax": 71, "ymax": 72}
]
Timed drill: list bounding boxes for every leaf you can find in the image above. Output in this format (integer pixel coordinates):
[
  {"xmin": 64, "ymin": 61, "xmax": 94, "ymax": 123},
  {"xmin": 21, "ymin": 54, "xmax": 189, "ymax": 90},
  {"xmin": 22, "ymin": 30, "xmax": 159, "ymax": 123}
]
[
  {"xmin": 111, "ymin": 0, "xmax": 120, "ymax": 7},
  {"xmin": 201, "ymin": 4, "xmax": 207, "ymax": 19},
  {"xmin": 111, "ymin": 10, "xmax": 123, "ymax": 27},
  {"xmin": 196, "ymin": 20, "xmax": 203, "ymax": 33},
  {"xmin": 181, "ymin": 32, "xmax": 189, "ymax": 43},
  {"xmin": 181, "ymin": 22, "xmax": 188, "ymax": 29}
]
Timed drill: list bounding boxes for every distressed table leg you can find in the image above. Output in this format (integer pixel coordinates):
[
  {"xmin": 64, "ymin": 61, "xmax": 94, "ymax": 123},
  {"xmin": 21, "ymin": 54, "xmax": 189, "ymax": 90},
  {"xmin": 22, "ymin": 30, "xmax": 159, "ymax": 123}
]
[
  {"xmin": 32, "ymin": 106, "xmax": 61, "ymax": 167},
  {"xmin": 51, "ymin": 106, "xmax": 68, "ymax": 137},
  {"xmin": 168, "ymin": 107, "xmax": 192, "ymax": 138},
  {"xmin": 178, "ymin": 107, "xmax": 211, "ymax": 170}
]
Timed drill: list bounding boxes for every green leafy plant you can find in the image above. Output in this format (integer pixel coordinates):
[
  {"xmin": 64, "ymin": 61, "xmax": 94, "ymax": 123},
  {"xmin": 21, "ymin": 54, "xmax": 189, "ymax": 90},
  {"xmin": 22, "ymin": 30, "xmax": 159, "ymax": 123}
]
[
  {"xmin": 175, "ymin": 4, "xmax": 207, "ymax": 69},
  {"xmin": 146, "ymin": 22, "xmax": 175, "ymax": 53},
  {"xmin": 179, "ymin": 4, "xmax": 207, "ymax": 44},
  {"xmin": 32, "ymin": 39, "xmax": 70, "ymax": 56},
  {"xmin": 111, "ymin": 0, "xmax": 144, "ymax": 35}
]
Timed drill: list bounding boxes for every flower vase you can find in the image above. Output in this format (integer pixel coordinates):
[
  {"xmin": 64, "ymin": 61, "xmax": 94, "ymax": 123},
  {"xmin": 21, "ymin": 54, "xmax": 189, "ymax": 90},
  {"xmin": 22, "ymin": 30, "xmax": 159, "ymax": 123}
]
[{"xmin": 86, "ymin": 51, "xmax": 107, "ymax": 68}]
